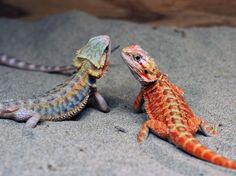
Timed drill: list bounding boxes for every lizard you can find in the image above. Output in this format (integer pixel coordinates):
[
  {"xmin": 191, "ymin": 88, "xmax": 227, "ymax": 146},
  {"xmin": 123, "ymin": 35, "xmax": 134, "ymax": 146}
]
[
  {"xmin": 0, "ymin": 35, "xmax": 111, "ymax": 128},
  {"xmin": 121, "ymin": 44, "xmax": 236, "ymax": 169},
  {"xmin": 0, "ymin": 45, "xmax": 120, "ymax": 74}
]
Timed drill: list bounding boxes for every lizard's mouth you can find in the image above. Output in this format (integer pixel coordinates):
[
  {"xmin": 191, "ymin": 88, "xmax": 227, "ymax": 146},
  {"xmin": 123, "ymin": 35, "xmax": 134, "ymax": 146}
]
[
  {"xmin": 121, "ymin": 51, "xmax": 135, "ymax": 71},
  {"xmin": 102, "ymin": 43, "xmax": 111, "ymax": 73}
]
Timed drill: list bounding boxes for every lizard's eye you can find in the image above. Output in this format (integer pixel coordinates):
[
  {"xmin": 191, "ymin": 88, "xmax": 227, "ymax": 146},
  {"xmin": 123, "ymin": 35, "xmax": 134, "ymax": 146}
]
[
  {"xmin": 144, "ymin": 70, "xmax": 148, "ymax": 74},
  {"xmin": 133, "ymin": 55, "xmax": 141, "ymax": 61},
  {"xmin": 134, "ymin": 55, "xmax": 141, "ymax": 61},
  {"xmin": 104, "ymin": 46, "xmax": 109, "ymax": 53}
]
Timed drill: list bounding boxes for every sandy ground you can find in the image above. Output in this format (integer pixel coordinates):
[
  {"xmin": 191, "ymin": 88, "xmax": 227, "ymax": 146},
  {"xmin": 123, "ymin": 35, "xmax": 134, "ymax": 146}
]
[{"xmin": 0, "ymin": 11, "xmax": 236, "ymax": 176}]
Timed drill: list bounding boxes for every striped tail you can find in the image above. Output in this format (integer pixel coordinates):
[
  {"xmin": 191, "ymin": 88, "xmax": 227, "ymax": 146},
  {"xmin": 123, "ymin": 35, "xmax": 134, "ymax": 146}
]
[
  {"xmin": 0, "ymin": 53, "xmax": 75, "ymax": 73},
  {"xmin": 170, "ymin": 130, "xmax": 236, "ymax": 169}
]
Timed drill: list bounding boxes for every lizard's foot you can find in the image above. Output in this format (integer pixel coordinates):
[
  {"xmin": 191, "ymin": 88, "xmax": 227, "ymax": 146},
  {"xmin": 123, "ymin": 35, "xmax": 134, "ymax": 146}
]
[
  {"xmin": 92, "ymin": 92, "xmax": 110, "ymax": 113},
  {"xmin": 137, "ymin": 119, "xmax": 168, "ymax": 143},
  {"xmin": 199, "ymin": 118, "xmax": 218, "ymax": 137}
]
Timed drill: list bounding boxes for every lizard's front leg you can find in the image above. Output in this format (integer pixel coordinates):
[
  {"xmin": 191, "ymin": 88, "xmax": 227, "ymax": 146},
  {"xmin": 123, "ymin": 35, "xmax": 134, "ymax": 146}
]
[
  {"xmin": 90, "ymin": 86, "xmax": 110, "ymax": 113},
  {"xmin": 133, "ymin": 89, "xmax": 144, "ymax": 113}
]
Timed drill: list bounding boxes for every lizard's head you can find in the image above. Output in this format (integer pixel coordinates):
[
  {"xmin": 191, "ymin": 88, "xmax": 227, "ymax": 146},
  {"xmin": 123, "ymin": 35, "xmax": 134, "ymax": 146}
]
[
  {"xmin": 121, "ymin": 44, "xmax": 161, "ymax": 85},
  {"xmin": 73, "ymin": 35, "xmax": 111, "ymax": 78}
]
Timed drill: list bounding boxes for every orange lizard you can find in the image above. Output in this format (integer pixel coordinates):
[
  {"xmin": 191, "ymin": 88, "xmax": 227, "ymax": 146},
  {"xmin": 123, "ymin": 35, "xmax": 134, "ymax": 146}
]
[{"xmin": 121, "ymin": 44, "xmax": 236, "ymax": 169}]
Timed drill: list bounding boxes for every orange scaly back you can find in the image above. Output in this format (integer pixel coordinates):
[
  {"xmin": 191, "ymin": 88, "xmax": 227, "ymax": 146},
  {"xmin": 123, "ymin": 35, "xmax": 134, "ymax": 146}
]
[{"xmin": 121, "ymin": 44, "xmax": 236, "ymax": 169}]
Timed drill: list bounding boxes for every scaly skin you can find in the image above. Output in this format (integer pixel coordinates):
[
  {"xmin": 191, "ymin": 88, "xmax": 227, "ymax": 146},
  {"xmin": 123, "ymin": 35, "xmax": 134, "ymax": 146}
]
[
  {"xmin": 0, "ymin": 35, "xmax": 111, "ymax": 128},
  {"xmin": 121, "ymin": 44, "xmax": 236, "ymax": 169},
  {"xmin": 0, "ymin": 45, "xmax": 120, "ymax": 74}
]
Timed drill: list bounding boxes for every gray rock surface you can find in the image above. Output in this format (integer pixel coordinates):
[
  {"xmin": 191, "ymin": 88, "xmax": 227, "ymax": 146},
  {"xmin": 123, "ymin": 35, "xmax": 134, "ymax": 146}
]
[{"xmin": 0, "ymin": 11, "xmax": 236, "ymax": 176}]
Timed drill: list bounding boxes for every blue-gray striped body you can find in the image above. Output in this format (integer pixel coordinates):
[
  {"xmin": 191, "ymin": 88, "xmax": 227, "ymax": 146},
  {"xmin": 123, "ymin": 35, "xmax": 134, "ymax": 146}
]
[
  {"xmin": 0, "ymin": 35, "xmax": 111, "ymax": 127},
  {"xmin": 0, "ymin": 64, "xmax": 95, "ymax": 121}
]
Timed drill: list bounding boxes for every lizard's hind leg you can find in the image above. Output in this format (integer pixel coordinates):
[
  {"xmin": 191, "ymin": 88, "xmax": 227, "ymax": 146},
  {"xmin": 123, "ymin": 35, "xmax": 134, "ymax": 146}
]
[
  {"xmin": 0, "ymin": 107, "xmax": 40, "ymax": 128},
  {"xmin": 198, "ymin": 117, "xmax": 218, "ymax": 137},
  {"xmin": 15, "ymin": 109, "xmax": 41, "ymax": 128}
]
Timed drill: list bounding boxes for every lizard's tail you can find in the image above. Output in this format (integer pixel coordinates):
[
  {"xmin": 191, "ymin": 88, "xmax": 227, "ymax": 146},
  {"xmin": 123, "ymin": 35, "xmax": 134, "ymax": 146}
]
[
  {"xmin": 170, "ymin": 130, "xmax": 236, "ymax": 169},
  {"xmin": 0, "ymin": 53, "xmax": 75, "ymax": 73}
]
